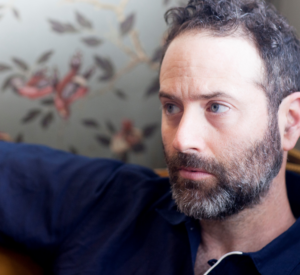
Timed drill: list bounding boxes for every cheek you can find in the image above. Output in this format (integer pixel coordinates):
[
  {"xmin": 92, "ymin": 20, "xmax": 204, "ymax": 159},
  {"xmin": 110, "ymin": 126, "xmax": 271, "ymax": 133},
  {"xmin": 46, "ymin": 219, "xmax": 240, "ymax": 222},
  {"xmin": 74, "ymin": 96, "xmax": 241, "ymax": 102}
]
[
  {"xmin": 161, "ymin": 116, "xmax": 180, "ymax": 153},
  {"xmin": 205, "ymin": 118, "xmax": 267, "ymax": 158},
  {"xmin": 161, "ymin": 121, "xmax": 172, "ymax": 148},
  {"xmin": 229, "ymin": 108, "xmax": 269, "ymax": 144},
  {"xmin": 204, "ymin": 131, "xmax": 232, "ymax": 157}
]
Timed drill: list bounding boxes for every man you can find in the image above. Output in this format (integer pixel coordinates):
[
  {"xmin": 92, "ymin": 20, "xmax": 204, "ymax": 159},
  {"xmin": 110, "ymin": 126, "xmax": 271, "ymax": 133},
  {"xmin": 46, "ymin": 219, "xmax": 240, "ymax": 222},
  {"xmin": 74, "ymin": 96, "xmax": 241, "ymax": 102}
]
[
  {"xmin": 160, "ymin": 0, "xmax": 300, "ymax": 273},
  {"xmin": 1, "ymin": 0, "xmax": 300, "ymax": 274}
]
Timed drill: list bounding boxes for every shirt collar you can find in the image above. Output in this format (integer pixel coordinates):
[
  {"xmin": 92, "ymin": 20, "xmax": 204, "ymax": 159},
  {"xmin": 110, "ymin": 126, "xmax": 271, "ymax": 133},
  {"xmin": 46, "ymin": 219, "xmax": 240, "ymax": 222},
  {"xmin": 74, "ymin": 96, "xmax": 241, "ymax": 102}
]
[
  {"xmin": 155, "ymin": 200, "xmax": 187, "ymax": 225},
  {"xmin": 245, "ymin": 217, "xmax": 300, "ymax": 275},
  {"xmin": 156, "ymin": 171, "xmax": 300, "ymax": 274},
  {"xmin": 246, "ymin": 171, "xmax": 300, "ymax": 275}
]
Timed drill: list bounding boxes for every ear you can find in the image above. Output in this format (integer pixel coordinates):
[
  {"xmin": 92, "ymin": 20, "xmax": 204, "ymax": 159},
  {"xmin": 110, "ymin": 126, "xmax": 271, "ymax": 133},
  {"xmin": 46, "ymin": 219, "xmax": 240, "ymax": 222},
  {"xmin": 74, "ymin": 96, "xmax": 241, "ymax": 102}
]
[{"xmin": 279, "ymin": 92, "xmax": 300, "ymax": 151}]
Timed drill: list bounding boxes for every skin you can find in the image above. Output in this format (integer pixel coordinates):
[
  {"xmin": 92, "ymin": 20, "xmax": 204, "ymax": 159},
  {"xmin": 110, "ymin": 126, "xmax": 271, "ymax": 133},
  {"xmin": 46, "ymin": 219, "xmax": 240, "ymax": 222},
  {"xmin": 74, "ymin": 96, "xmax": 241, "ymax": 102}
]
[{"xmin": 159, "ymin": 31, "xmax": 300, "ymax": 274}]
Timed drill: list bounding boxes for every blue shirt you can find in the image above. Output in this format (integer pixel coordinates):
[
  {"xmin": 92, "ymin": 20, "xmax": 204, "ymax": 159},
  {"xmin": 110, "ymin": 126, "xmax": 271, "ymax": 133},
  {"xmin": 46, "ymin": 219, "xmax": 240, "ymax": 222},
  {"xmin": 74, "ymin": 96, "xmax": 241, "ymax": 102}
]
[{"xmin": 0, "ymin": 141, "xmax": 299, "ymax": 274}]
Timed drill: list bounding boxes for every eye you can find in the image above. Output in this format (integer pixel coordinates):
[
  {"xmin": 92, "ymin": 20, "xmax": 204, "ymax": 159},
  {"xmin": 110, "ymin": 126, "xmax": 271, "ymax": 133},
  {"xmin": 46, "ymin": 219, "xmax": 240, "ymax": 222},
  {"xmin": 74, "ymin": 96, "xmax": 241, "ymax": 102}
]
[
  {"xmin": 209, "ymin": 103, "xmax": 229, "ymax": 113},
  {"xmin": 164, "ymin": 104, "xmax": 181, "ymax": 115}
]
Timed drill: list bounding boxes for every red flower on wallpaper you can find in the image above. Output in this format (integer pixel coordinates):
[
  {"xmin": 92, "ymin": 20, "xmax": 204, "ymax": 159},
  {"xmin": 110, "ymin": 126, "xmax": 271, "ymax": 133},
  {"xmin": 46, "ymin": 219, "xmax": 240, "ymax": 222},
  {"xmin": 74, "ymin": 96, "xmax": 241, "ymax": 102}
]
[
  {"xmin": 82, "ymin": 118, "xmax": 158, "ymax": 162},
  {"xmin": 110, "ymin": 119, "xmax": 143, "ymax": 156},
  {"xmin": 7, "ymin": 52, "xmax": 95, "ymax": 120},
  {"xmin": 53, "ymin": 53, "xmax": 95, "ymax": 119}
]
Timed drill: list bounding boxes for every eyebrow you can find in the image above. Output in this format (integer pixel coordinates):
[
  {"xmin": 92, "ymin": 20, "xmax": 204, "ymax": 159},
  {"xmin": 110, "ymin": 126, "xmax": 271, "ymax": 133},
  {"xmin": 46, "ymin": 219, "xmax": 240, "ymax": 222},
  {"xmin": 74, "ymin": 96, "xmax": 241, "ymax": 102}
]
[{"xmin": 158, "ymin": 91, "xmax": 235, "ymax": 101}]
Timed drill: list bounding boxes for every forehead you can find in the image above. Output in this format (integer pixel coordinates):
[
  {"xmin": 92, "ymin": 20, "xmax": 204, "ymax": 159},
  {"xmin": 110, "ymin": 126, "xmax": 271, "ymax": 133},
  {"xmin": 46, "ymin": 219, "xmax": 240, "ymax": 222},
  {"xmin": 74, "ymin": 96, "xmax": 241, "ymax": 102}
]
[{"xmin": 160, "ymin": 32, "xmax": 265, "ymax": 100}]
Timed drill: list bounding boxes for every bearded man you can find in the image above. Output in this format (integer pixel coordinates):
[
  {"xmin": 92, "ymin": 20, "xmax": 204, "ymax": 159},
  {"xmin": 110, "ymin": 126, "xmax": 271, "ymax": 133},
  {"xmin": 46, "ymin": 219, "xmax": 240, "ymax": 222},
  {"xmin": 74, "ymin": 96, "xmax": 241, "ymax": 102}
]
[
  {"xmin": 0, "ymin": 0, "xmax": 300, "ymax": 275},
  {"xmin": 160, "ymin": 0, "xmax": 298, "ymax": 272}
]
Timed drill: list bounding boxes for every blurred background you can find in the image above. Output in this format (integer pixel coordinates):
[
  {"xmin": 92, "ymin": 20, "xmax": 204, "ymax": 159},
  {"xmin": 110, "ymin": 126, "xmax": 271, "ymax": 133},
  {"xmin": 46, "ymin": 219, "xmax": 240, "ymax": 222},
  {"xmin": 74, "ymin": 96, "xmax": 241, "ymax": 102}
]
[
  {"xmin": 0, "ymin": 0, "xmax": 299, "ymax": 169},
  {"xmin": 0, "ymin": 0, "xmax": 173, "ymax": 168}
]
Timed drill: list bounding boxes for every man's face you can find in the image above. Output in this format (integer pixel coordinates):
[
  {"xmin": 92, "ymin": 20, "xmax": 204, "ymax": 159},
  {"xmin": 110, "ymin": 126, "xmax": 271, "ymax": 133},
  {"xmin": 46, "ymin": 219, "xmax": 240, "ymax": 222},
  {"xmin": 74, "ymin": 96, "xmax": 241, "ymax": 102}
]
[{"xmin": 159, "ymin": 32, "xmax": 283, "ymax": 220}]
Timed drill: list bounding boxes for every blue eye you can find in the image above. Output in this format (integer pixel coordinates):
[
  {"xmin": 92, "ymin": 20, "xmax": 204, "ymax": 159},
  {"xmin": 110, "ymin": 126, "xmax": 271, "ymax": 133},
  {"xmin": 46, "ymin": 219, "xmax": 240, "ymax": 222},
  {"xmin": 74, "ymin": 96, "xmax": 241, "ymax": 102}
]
[
  {"xmin": 210, "ymin": 103, "xmax": 229, "ymax": 113},
  {"xmin": 165, "ymin": 104, "xmax": 180, "ymax": 115}
]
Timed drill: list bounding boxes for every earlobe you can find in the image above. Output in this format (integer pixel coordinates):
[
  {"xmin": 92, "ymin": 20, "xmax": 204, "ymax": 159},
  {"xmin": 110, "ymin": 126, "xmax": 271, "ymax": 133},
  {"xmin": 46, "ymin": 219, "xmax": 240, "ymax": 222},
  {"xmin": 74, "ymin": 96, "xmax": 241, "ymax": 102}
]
[{"xmin": 281, "ymin": 92, "xmax": 300, "ymax": 151}]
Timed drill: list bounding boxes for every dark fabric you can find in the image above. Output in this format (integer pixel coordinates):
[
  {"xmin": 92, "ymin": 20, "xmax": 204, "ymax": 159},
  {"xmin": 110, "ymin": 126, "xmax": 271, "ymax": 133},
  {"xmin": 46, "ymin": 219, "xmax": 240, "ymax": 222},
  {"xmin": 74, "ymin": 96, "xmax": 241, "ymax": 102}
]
[
  {"xmin": 207, "ymin": 254, "xmax": 258, "ymax": 275},
  {"xmin": 0, "ymin": 141, "xmax": 299, "ymax": 274}
]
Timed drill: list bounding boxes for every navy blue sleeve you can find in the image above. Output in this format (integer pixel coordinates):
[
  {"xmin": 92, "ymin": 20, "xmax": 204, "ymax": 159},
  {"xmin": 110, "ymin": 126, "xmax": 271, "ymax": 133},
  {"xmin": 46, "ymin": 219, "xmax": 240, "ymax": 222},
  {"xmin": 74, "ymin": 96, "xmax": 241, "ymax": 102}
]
[
  {"xmin": 0, "ymin": 142, "xmax": 126, "ymax": 260},
  {"xmin": 0, "ymin": 141, "xmax": 165, "ymax": 274}
]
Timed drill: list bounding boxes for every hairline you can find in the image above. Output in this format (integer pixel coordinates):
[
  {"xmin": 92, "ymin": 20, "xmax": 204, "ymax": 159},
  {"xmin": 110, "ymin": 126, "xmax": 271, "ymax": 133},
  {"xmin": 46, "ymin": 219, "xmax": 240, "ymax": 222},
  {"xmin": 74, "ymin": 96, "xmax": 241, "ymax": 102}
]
[{"xmin": 160, "ymin": 27, "xmax": 269, "ymax": 98}]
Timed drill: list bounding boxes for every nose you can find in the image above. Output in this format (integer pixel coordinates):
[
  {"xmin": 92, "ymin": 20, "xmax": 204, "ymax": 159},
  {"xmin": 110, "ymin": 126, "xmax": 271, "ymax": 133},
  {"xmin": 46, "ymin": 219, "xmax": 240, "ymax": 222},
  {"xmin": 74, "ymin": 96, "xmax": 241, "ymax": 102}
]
[{"xmin": 172, "ymin": 108, "xmax": 207, "ymax": 154}]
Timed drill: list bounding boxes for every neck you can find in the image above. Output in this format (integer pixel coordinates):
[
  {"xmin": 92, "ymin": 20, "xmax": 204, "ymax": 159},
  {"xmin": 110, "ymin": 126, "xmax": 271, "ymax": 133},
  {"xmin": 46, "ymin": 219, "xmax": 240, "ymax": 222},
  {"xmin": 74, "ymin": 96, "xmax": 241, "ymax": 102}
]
[{"xmin": 199, "ymin": 155, "xmax": 296, "ymax": 258}]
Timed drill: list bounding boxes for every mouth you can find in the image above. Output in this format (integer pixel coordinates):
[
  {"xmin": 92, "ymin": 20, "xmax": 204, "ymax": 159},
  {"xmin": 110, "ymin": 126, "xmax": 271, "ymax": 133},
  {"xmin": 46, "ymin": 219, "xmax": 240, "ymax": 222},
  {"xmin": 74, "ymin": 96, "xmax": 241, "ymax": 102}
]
[{"xmin": 178, "ymin": 167, "xmax": 213, "ymax": 180}]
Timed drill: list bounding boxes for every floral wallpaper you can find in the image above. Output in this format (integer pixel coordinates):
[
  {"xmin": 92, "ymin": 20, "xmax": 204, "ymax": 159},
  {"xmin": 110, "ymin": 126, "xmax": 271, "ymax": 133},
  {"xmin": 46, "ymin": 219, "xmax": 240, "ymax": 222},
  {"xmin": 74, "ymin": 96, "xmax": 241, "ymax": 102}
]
[{"xmin": 0, "ymin": 0, "xmax": 177, "ymax": 168}]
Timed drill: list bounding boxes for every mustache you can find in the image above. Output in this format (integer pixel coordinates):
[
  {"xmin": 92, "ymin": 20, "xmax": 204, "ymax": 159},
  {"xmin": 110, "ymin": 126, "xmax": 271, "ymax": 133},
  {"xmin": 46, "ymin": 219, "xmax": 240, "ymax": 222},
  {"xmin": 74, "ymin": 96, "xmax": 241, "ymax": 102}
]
[{"xmin": 165, "ymin": 151, "xmax": 226, "ymax": 177}]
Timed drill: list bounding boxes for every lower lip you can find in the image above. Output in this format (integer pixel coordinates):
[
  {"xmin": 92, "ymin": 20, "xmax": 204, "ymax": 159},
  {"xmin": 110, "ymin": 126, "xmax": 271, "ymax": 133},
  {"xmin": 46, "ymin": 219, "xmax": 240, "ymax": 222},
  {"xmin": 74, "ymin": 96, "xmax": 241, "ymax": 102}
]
[{"xmin": 179, "ymin": 169, "xmax": 213, "ymax": 180}]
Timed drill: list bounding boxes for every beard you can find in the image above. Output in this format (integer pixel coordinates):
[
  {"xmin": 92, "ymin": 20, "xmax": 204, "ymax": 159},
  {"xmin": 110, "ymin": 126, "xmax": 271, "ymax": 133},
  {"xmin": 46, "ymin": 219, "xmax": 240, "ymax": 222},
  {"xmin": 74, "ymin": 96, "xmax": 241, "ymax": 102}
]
[{"xmin": 164, "ymin": 114, "xmax": 283, "ymax": 220}]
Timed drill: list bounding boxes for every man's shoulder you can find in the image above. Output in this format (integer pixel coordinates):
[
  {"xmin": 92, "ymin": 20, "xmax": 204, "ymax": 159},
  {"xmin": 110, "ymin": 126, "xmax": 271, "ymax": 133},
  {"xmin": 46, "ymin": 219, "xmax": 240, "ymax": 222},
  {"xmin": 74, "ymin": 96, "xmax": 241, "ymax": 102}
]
[
  {"xmin": 286, "ymin": 170, "xmax": 300, "ymax": 218},
  {"xmin": 0, "ymin": 141, "xmax": 170, "ymax": 199}
]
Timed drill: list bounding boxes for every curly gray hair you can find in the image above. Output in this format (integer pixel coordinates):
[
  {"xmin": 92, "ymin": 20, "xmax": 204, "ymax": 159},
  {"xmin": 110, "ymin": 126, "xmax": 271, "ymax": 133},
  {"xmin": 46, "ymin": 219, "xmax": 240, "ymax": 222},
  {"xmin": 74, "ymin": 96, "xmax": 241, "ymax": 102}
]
[{"xmin": 163, "ymin": 0, "xmax": 300, "ymax": 111}]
